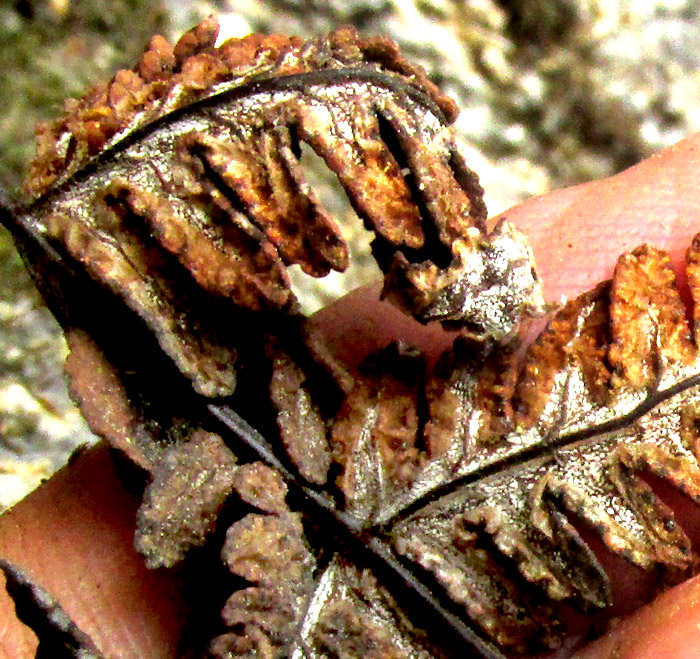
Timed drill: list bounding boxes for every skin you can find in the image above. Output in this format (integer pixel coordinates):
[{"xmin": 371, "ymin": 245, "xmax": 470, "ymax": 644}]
[{"xmin": 3, "ymin": 134, "xmax": 700, "ymax": 658}]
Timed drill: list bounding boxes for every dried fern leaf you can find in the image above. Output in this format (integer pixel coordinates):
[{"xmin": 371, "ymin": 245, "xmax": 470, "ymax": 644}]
[
  {"xmin": 16, "ymin": 19, "xmax": 543, "ymax": 398},
  {"xmin": 190, "ymin": 237, "xmax": 700, "ymax": 657},
  {"xmin": 318, "ymin": 241, "xmax": 700, "ymax": 652},
  {"xmin": 11, "ymin": 17, "xmax": 700, "ymax": 659}
]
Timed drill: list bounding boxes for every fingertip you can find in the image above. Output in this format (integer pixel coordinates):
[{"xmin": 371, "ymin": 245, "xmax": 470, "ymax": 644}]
[
  {"xmin": 0, "ymin": 444, "xmax": 186, "ymax": 659},
  {"xmin": 574, "ymin": 574, "xmax": 700, "ymax": 659},
  {"xmin": 501, "ymin": 132, "xmax": 700, "ymax": 303},
  {"xmin": 306, "ymin": 283, "xmax": 459, "ymax": 368}
]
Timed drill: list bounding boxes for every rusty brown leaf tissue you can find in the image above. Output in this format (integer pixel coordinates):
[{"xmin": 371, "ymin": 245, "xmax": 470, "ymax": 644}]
[{"xmin": 3, "ymin": 16, "xmax": 700, "ymax": 659}]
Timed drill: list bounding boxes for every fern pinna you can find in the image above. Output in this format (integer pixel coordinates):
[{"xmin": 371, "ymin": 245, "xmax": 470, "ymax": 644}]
[{"xmin": 2, "ymin": 17, "xmax": 699, "ymax": 659}]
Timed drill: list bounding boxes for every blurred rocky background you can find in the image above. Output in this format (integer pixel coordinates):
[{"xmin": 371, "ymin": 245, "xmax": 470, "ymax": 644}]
[{"xmin": 0, "ymin": 0, "xmax": 698, "ymax": 505}]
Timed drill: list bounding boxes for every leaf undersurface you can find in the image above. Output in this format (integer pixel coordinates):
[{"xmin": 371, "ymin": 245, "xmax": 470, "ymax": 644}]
[{"xmin": 3, "ymin": 18, "xmax": 700, "ymax": 659}]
